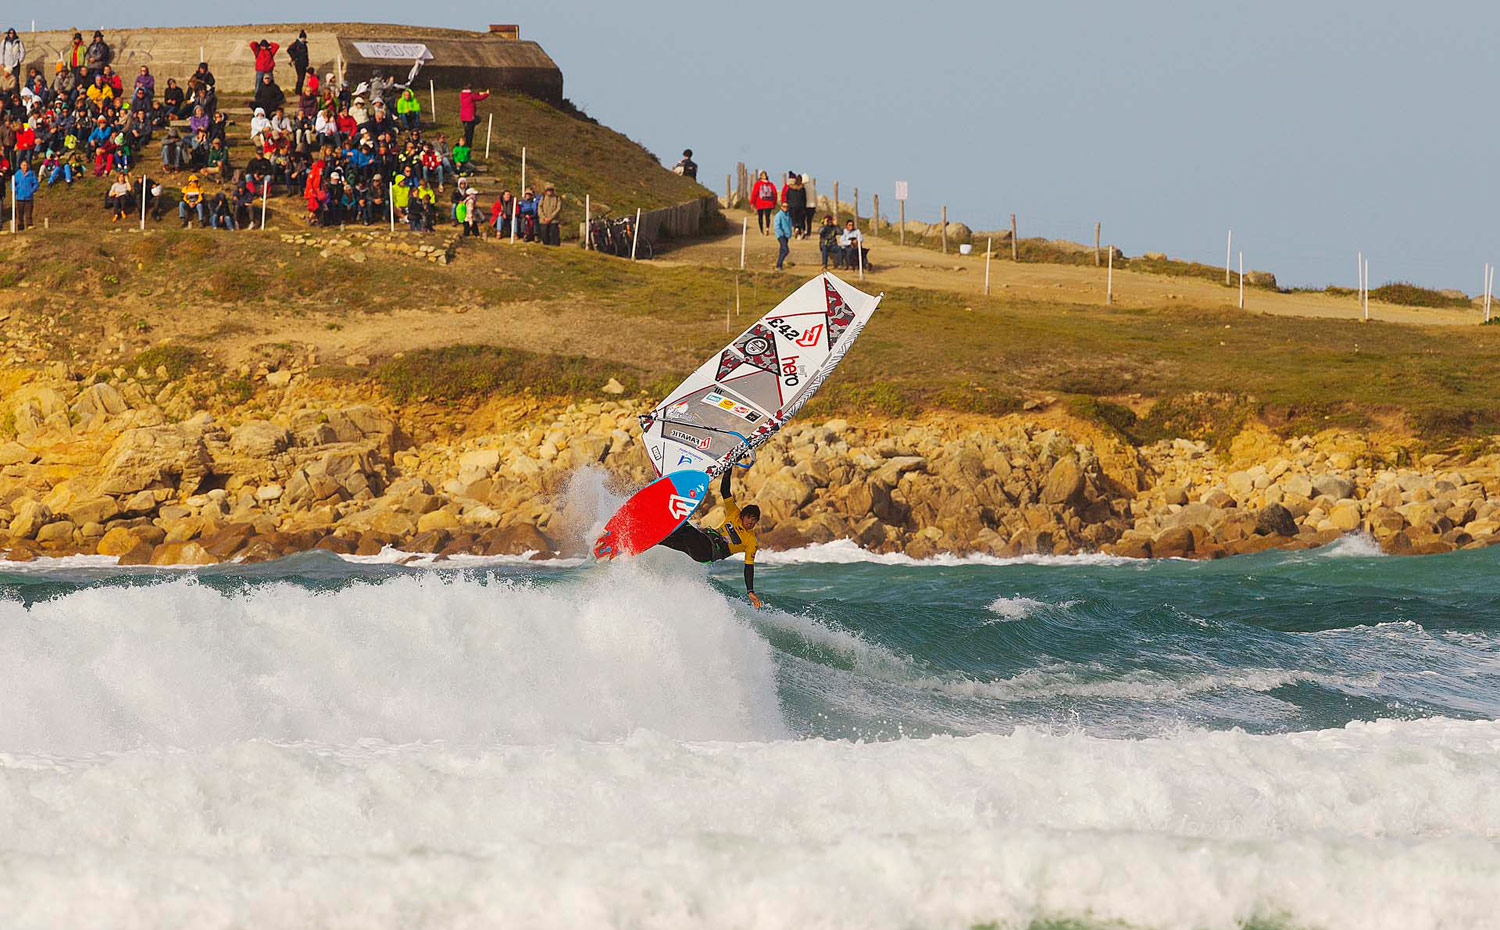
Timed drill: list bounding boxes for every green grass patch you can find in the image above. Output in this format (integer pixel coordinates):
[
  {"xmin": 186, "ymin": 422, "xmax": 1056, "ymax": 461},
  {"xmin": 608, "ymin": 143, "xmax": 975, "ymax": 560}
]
[
  {"xmin": 375, "ymin": 344, "xmax": 668, "ymax": 404},
  {"xmin": 1368, "ymin": 281, "xmax": 1471, "ymax": 308},
  {"xmin": 131, "ymin": 345, "xmax": 206, "ymax": 380}
]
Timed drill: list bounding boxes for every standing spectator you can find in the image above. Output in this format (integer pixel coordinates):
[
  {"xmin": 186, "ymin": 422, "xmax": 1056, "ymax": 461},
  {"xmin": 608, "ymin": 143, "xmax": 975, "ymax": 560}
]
[
  {"xmin": 673, "ymin": 148, "xmax": 697, "ymax": 179},
  {"xmin": 84, "ymin": 31, "xmax": 111, "ymax": 81},
  {"xmin": 537, "ymin": 184, "xmax": 562, "ymax": 245},
  {"xmin": 67, "ymin": 33, "xmax": 87, "ymax": 76},
  {"xmin": 287, "ymin": 31, "xmax": 310, "ymax": 95},
  {"xmin": 395, "ymin": 87, "xmax": 421, "ymax": 131},
  {"xmin": 12, "ymin": 157, "xmax": 37, "ymax": 230},
  {"xmin": 800, "ymin": 174, "xmax": 818, "ymax": 236},
  {"xmin": 773, "ymin": 201, "xmax": 793, "ymax": 270},
  {"xmin": 491, "ymin": 189, "xmax": 514, "ymax": 237},
  {"xmin": 460, "ymin": 183, "xmax": 480, "ymax": 236},
  {"xmin": 750, "ymin": 170, "xmax": 777, "ymax": 235},
  {"xmin": 0, "ymin": 28, "xmax": 24, "ymax": 77},
  {"xmin": 782, "ymin": 173, "xmax": 808, "ymax": 239},
  {"xmin": 818, "ymin": 215, "xmax": 839, "ymax": 269},
  {"xmin": 458, "ymin": 83, "xmax": 490, "ymax": 148},
  {"xmin": 250, "ymin": 39, "xmax": 279, "ymax": 81}
]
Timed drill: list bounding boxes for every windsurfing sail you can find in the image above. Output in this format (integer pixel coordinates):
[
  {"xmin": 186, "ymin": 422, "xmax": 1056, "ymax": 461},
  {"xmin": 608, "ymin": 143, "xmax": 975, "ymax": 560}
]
[{"xmin": 639, "ymin": 272, "xmax": 882, "ymax": 477}]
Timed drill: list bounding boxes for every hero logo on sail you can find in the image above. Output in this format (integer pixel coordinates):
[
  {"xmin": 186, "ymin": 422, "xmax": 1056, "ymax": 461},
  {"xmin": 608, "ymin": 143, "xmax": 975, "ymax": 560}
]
[{"xmin": 780, "ymin": 355, "xmax": 800, "ymax": 387}]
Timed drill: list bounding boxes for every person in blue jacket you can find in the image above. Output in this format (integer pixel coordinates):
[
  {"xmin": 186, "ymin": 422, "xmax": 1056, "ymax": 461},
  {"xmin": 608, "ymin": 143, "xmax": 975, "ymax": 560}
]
[
  {"xmin": 773, "ymin": 201, "xmax": 794, "ymax": 270},
  {"xmin": 11, "ymin": 159, "xmax": 38, "ymax": 230}
]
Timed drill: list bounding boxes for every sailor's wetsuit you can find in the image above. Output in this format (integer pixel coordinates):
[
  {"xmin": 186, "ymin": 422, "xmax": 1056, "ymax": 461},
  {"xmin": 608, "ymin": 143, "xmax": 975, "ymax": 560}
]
[{"xmin": 659, "ymin": 469, "xmax": 758, "ymax": 596}]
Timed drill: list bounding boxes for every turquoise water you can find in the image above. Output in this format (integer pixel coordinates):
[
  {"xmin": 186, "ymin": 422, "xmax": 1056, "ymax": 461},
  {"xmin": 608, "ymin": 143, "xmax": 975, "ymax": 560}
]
[{"xmin": 1, "ymin": 538, "xmax": 1497, "ymax": 928}]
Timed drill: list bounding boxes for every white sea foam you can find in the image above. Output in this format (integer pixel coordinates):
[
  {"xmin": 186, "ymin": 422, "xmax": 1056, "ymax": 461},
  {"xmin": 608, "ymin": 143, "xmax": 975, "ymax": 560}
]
[
  {"xmin": 986, "ymin": 594, "xmax": 1080, "ymax": 621},
  {"xmin": 761, "ymin": 538, "xmax": 1133, "ymax": 567},
  {"xmin": 924, "ymin": 665, "xmax": 1385, "ymax": 703},
  {"xmin": 0, "ymin": 720, "xmax": 1497, "ymax": 929},
  {"xmin": 2, "ymin": 564, "xmax": 1498, "ymax": 928}
]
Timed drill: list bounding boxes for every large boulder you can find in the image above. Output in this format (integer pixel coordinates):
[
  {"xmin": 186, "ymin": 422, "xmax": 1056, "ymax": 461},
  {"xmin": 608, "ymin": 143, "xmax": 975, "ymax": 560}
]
[
  {"xmin": 1255, "ymin": 503, "xmax": 1299, "ymax": 537},
  {"xmin": 70, "ymin": 383, "xmax": 129, "ymax": 429},
  {"xmin": 8, "ymin": 501, "xmax": 52, "ymax": 540},
  {"xmin": 1041, "ymin": 457, "xmax": 1086, "ymax": 506},
  {"xmin": 1312, "ymin": 474, "xmax": 1357, "ymax": 501},
  {"xmin": 98, "ymin": 424, "xmax": 212, "ymax": 496},
  {"xmin": 231, "ymin": 420, "xmax": 292, "ymax": 458}
]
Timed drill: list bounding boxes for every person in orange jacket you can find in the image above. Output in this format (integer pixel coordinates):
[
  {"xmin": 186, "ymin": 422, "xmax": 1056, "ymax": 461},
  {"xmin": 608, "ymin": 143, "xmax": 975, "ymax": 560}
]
[{"xmin": 749, "ymin": 170, "xmax": 778, "ymax": 236}]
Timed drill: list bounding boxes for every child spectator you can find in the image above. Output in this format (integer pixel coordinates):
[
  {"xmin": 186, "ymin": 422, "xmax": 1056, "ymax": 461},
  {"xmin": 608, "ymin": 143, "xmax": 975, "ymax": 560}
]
[{"xmin": 452, "ymin": 139, "xmax": 472, "ymax": 175}]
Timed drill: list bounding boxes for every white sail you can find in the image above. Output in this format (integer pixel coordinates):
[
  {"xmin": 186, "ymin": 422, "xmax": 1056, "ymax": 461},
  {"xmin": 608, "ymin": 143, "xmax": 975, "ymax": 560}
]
[{"xmin": 640, "ymin": 272, "xmax": 882, "ymax": 477}]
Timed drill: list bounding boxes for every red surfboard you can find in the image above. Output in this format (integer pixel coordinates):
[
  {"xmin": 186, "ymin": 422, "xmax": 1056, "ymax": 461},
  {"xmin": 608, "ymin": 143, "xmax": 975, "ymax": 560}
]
[{"xmin": 592, "ymin": 470, "xmax": 713, "ymax": 560}]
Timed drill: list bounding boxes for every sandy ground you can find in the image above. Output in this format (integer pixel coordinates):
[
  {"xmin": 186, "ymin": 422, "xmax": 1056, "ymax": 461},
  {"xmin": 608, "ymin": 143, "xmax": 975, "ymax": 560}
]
[{"xmin": 666, "ymin": 211, "xmax": 1483, "ymax": 327}]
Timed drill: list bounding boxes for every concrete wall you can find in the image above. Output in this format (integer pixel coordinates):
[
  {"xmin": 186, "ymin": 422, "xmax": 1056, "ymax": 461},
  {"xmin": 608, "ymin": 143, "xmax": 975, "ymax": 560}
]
[{"xmin": 13, "ymin": 23, "xmax": 562, "ymax": 99}]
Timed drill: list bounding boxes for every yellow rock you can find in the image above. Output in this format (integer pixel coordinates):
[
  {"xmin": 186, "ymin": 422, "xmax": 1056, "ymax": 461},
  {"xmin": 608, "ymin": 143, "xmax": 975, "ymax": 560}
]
[
  {"xmin": 416, "ymin": 509, "xmax": 461, "ymax": 533},
  {"xmin": 96, "ymin": 526, "xmax": 142, "ymax": 556}
]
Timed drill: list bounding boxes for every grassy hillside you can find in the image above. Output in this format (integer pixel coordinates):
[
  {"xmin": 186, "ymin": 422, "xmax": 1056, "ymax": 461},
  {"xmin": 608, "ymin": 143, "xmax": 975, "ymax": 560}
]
[{"xmin": 4, "ymin": 220, "xmax": 1500, "ymax": 451}]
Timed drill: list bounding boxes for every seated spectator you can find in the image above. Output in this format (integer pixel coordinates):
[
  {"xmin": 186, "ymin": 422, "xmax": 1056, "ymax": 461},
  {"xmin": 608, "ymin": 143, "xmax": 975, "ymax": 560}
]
[
  {"xmin": 134, "ymin": 66, "xmax": 155, "ymax": 105},
  {"xmin": 818, "ymin": 215, "xmax": 839, "ymax": 269},
  {"xmin": 838, "ymin": 219, "xmax": 867, "ymax": 269},
  {"xmin": 395, "ymin": 87, "xmax": 421, "ymax": 131},
  {"xmin": 419, "ymin": 142, "xmax": 444, "ymax": 190},
  {"xmin": 162, "ymin": 77, "xmax": 184, "ymax": 115},
  {"xmin": 203, "ymin": 137, "xmax": 230, "ymax": 182},
  {"xmin": 185, "ymin": 128, "xmax": 211, "ymax": 169},
  {"xmin": 86, "ymin": 74, "xmax": 114, "ymax": 108},
  {"xmin": 233, "ymin": 179, "xmax": 258, "ymax": 230},
  {"xmin": 368, "ymin": 174, "xmax": 388, "ymax": 222},
  {"xmin": 188, "ymin": 105, "xmax": 210, "ymax": 137},
  {"xmin": 208, "ymin": 191, "xmax": 236, "ymax": 230},
  {"xmin": 452, "ymin": 139, "xmax": 472, "ymax": 176},
  {"xmin": 249, "ymin": 107, "xmax": 270, "ymax": 147},
  {"xmin": 516, "ymin": 186, "xmax": 539, "ymax": 241},
  {"xmin": 178, "ymin": 173, "xmax": 206, "ymax": 226},
  {"xmin": 208, "ymin": 110, "xmax": 230, "ymax": 144},
  {"xmin": 100, "ymin": 65, "xmax": 123, "ymax": 98},
  {"xmin": 252, "ymin": 72, "xmax": 284, "ymax": 115},
  {"xmin": 141, "ymin": 173, "xmax": 164, "ymax": 220},
  {"xmin": 106, "ymin": 171, "xmax": 134, "ymax": 220},
  {"xmin": 160, "ymin": 128, "xmax": 184, "ymax": 172}
]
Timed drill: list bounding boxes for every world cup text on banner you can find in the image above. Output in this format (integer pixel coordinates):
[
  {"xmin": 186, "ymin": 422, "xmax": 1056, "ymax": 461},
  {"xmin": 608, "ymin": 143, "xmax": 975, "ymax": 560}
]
[{"xmin": 351, "ymin": 42, "xmax": 434, "ymax": 61}]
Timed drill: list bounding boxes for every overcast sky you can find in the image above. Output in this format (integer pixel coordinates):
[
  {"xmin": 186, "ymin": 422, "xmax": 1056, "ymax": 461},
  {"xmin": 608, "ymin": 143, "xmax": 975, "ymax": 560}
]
[{"xmin": 33, "ymin": 1, "xmax": 1500, "ymax": 291}]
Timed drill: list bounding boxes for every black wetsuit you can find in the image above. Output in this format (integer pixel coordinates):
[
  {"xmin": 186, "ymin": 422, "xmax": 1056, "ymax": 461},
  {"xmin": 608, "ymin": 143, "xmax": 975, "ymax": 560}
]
[{"xmin": 659, "ymin": 469, "xmax": 757, "ymax": 596}]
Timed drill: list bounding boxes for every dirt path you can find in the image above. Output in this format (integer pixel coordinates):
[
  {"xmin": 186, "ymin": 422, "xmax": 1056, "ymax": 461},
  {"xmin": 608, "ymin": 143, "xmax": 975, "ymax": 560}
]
[{"xmin": 664, "ymin": 210, "xmax": 1482, "ymax": 327}]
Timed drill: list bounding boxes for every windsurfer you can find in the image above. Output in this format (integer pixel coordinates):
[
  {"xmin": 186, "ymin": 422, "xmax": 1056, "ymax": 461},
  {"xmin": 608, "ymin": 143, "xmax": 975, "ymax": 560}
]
[{"xmin": 657, "ymin": 468, "xmax": 762, "ymax": 608}]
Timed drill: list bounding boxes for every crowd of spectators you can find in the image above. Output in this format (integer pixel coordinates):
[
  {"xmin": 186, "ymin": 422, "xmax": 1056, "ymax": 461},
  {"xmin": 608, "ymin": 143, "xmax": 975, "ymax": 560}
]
[
  {"xmin": 0, "ymin": 26, "xmax": 566, "ymax": 242},
  {"xmin": 749, "ymin": 168, "xmax": 866, "ymax": 271}
]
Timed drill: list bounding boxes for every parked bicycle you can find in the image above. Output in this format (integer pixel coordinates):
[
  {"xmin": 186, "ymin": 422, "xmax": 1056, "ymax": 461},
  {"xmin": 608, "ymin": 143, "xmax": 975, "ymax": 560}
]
[{"xmin": 587, "ymin": 215, "xmax": 654, "ymax": 259}]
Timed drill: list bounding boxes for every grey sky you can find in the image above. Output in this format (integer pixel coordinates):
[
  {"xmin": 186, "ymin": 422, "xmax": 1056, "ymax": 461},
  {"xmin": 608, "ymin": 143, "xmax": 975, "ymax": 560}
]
[{"xmin": 35, "ymin": 1, "xmax": 1497, "ymax": 290}]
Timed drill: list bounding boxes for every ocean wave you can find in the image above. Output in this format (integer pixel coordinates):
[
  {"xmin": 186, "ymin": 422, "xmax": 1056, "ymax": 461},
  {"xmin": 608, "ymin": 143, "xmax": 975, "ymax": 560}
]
[
  {"xmin": 760, "ymin": 538, "xmax": 1132, "ymax": 567},
  {"xmin": 1, "ymin": 718, "xmax": 1496, "ymax": 929},
  {"xmin": 922, "ymin": 665, "xmax": 1385, "ymax": 703},
  {"xmin": 986, "ymin": 594, "xmax": 1080, "ymax": 621},
  {"xmin": 0, "ymin": 563, "xmax": 786, "ymax": 755}
]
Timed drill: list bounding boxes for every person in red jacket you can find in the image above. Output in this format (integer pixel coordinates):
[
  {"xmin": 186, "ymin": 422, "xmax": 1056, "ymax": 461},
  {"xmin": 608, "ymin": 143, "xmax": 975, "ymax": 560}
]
[
  {"xmin": 251, "ymin": 39, "xmax": 280, "ymax": 79},
  {"xmin": 749, "ymin": 170, "xmax": 778, "ymax": 235},
  {"xmin": 458, "ymin": 83, "xmax": 491, "ymax": 149}
]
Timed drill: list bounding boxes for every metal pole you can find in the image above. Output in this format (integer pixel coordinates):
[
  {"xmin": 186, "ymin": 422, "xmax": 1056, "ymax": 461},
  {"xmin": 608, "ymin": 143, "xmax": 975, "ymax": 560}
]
[
  {"xmin": 429, "ymin": 79, "xmax": 437, "ymax": 119},
  {"xmin": 1238, "ymin": 252, "xmax": 1245, "ymax": 309},
  {"xmin": 740, "ymin": 216, "xmax": 748, "ymax": 270},
  {"xmin": 984, "ymin": 237, "xmax": 992, "ymax": 295},
  {"xmin": 1226, "ymin": 230, "xmax": 1233, "ymax": 284},
  {"xmin": 857, "ymin": 230, "xmax": 864, "ymax": 280},
  {"xmin": 510, "ymin": 199, "xmax": 517, "ymax": 244},
  {"xmin": 485, "ymin": 113, "xmax": 493, "ymax": 159},
  {"xmin": 584, "ymin": 194, "xmax": 590, "ymax": 249},
  {"xmin": 389, "ymin": 184, "xmax": 395, "ymax": 232},
  {"xmin": 139, "ymin": 176, "xmax": 146, "ymax": 230},
  {"xmin": 631, "ymin": 207, "xmax": 641, "ymax": 261},
  {"xmin": 260, "ymin": 183, "xmax": 267, "ymax": 230},
  {"xmin": 520, "ymin": 146, "xmax": 526, "ymax": 194},
  {"xmin": 10, "ymin": 176, "xmax": 15, "ymax": 233}
]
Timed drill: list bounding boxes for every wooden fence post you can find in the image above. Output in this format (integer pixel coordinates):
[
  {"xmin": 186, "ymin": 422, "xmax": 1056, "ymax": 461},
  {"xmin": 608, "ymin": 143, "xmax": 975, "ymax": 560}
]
[
  {"xmin": 1094, "ymin": 222, "xmax": 1101, "ymax": 266},
  {"xmin": 725, "ymin": 174, "xmax": 731, "ymax": 209},
  {"xmin": 872, "ymin": 194, "xmax": 879, "ymax": 234},
  {"xmin": 899, "ymin": 199, "xmax": 906, "ymax": 245},
  {"xmin": 833, "ymin": 181, "xmax": 840, "ymax": 223},
  {"xmin": 1010, "ymin": 213, "xmax": 1018, "ymax": 261},
  {"xmin": 854, "ymin": 187, "xmax": 859, "ymax": 230},
  {"xmin": 1107, "ymin": 247, "xmax": 1114, "ymax": 304},
  {"xmin": 941, "ymin": 205, "xmax": 948, "ymax": 254}
]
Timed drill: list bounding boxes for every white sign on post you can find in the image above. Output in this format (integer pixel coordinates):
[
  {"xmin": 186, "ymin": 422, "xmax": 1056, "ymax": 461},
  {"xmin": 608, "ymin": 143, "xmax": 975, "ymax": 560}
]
[
  {"xmin": 894, "ymin": 181, "xmax": 909, "ymax": 201},
  {"xmin": 351, "ymin": 42, "xmax": 434, "ymax": 61}
]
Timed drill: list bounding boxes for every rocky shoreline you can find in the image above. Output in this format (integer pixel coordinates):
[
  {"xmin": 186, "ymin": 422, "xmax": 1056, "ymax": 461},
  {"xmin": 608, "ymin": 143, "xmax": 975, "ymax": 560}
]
[{"xmin": 1, "ymin": 366, "xmax": 1497, "ymax": 565}]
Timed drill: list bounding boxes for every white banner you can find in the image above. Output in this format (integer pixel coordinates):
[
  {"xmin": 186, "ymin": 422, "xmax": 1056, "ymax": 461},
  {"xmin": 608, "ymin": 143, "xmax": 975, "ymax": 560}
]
[
  {"xmin": 351, "ymin": 42, "xmax": 434, "ymax": 61},
  {"xmin": 894, "ymin": 181, "xmax": 909, "ymax": 201}
]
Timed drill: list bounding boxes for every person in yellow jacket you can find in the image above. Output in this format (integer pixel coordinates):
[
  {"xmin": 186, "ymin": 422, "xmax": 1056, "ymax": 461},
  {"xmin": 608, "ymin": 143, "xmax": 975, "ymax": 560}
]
[
  {"xmin": 395, "ymin": 87, "xmax": 421, "ymax": 131},
  {"xmin": 178, "ymin": 174, "xmax": 205, "ymax": 227},
  {"xmin": 657, "ymin": 468, "xmax": 763, "ymax": 608}
]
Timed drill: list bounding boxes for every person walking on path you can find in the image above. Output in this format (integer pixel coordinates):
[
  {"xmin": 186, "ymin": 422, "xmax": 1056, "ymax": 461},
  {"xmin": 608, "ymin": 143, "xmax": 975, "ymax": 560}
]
[
  {"xmin": 459, "ymin": 84, "xmax": 491, "ymax": 148},
  {"xmin": 11, "ymin": 158, "xmax": 37, "ymax": 231},
  {"xmin": 287, "ymin": 31, "xmax": 310, "ymax": 95},
  {"xmin": 782, "ymin": 173, "xmax": 808, "ymax": 239},
  {"xmin": 537, "ymin": 184, "xmax": 562, "ymax": 245},
  {"xmin": 750, "ymin": 170, "xmax": 777, "ymax": 235},
  {"xmin": 773, "ymin": 201, "xmax": 793, "ymax": 270}
]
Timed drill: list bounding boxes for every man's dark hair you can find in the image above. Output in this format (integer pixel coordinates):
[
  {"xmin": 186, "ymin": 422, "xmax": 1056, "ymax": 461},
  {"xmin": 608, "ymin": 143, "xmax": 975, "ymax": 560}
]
[
  {"xmin": 683, "ymin": 148, "xmax": 692, "ymax": 157},
  {"xmin": 740, "ymin": 504, "xmax": 761, "ymax": 521}
]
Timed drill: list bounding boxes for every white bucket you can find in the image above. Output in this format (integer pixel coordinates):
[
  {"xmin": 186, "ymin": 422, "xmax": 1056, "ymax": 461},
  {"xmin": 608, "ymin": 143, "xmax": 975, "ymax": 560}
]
[{"xmin": 958, "ymin": 244, "xmax": 973, "ymax": 255}]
